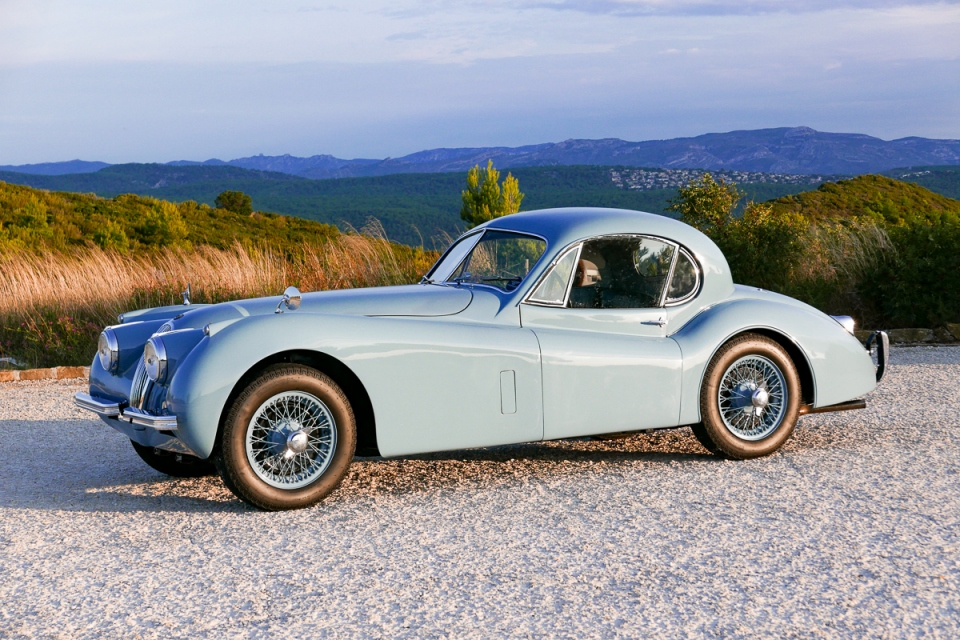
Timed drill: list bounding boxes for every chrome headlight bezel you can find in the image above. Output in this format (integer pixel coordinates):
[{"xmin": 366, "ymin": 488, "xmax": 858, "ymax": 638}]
[
  {"xmin": 144, "ymin": 337, "xmax": 168, "ymax": 384},
  {"xmin": 97, "ymin": 329, "xmax": 120, "ymax": 373}
]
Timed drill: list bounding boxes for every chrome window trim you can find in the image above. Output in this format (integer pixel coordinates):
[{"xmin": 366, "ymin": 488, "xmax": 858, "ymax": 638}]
[
  {"xmin": 525, "ymin": 233, "xmax": 698, "ymax": 310},
  {"xmin": 442, "ymin": 228, "xmax": 550, "ymax": 293},
  {"xmin": 523, "ymin": 242, "xmax": 583, "ymax": 308},
  {"xmin": 664, "ymin": 247, "xmax": 703, "ymax": 307}
]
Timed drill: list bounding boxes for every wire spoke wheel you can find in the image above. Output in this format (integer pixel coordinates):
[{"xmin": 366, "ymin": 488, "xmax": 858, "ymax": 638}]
[
  {"xmin": 717, "ymin": 354, "xmax": 787, "ymax": 441},
  {"xmin": 245, "ymin": 390, "xmax": 338, "ymax": 489}
]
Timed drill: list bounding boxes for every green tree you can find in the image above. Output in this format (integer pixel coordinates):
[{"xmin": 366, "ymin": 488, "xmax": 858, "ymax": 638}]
[
  {"xmin": 460, "ymin": 160, "xmax": 524, "ymax": 228},
  {"xmin": 215, "ymin": 190, "xmax": 253, "ymax": 215},
  {"xmin": 669, "ymin": 173, "xmax": 808, "ymax": 292},
  {"xmin": 667, "ymin": 173, "xmax": 741, "ymax": 238},
  {"xmin": 134, "ymin": 199, "xmax": 190, "ymax": 247}
]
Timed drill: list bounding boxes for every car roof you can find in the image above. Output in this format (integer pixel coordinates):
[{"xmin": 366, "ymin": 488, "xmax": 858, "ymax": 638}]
[
  {"xmin": 480, "ymin": 207, "xmax": 712, "ymax": 256},
  {"xmin": 475, "ymin": 207, "xmax": 734, "ymax": 304}
]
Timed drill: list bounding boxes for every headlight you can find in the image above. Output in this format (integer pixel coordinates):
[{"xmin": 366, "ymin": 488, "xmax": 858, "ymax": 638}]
[
  {"xmin": 97, "ymin": 329, "xmax": 119, "ymax": 373},
  {"xmin": 144, "ymin": 337, "xmax": 168, "ymax": 384}
]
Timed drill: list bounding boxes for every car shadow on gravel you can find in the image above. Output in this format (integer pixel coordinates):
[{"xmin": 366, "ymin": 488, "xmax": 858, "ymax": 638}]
[
  {"xmin": 0, "ymin": 409, "xmax": 911, "ymax": 513},
  {"xmin": 0, "ymin": 419, "xmax": 250, "ymax": 514},
  {"xmin": 0, "ymin": 419, "xmax": 720, "ymax": 513}
]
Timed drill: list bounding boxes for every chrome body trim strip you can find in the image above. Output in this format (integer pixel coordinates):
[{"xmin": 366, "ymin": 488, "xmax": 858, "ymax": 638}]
[
  {"xmin": 74, "ymin": 392, "xmax": 120, "ymax": 417},
  {"xmin": 830, "ymin": 315, "xmax": 856, "ymax": 335},
  {"xmin": 799, "ymin": 399, "xmax": 866, "ymax": 415}
]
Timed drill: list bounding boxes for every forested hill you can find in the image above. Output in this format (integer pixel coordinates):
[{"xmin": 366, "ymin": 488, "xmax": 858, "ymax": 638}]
[
  {"xmin": 0, "ymin": 181, "xmax": 339, "ymax": 253},
  {"xmin": 0, "ymin": 164, "xmax": 837, "ymax": 246},
  {"xmin": 768, "ymin": 175, "xmax": 960, "ymax": 226}
]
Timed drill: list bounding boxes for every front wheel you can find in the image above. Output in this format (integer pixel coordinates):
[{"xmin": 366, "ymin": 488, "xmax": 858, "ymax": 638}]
[
  {"xmin": 694, "ymin": 334, "xmax": 801, "ymax": 459},
  {"xmin": 216, "ymin": 364, "xmax": 357, "ymax": 511}
]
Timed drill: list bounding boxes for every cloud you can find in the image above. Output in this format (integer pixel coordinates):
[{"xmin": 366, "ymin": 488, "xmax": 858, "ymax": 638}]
[{"xmin": 521, "ymin": 0, "xmax": 959, "ymax": 17}]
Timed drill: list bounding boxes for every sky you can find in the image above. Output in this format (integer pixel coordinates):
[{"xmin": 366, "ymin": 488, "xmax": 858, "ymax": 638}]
[{"xmin": 0, "ymin": 0, "xmax": 958, "ymax": 164}]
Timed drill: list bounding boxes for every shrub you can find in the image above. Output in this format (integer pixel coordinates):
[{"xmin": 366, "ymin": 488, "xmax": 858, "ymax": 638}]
[{"xmin": 669, "ymin": 173, "xmax": 960, "ymax": 329}]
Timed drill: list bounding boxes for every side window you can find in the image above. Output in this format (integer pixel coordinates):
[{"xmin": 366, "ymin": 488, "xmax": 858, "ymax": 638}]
[
  {"xmin": 567, "ymin": 236, "xmax": 676, "ymax": 309},
  {"xmin": 666, "ymin": 249, "xmax": 699, "ymax": 303},
  {"xmin": 528, "ymin": 245, "xmax": 580, "ymax": 305}
]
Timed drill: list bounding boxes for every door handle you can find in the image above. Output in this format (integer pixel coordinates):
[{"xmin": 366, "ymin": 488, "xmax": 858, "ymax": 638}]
[{"xmin": 641, "ymin": 317, "xmax": 667, "ymax": 327}]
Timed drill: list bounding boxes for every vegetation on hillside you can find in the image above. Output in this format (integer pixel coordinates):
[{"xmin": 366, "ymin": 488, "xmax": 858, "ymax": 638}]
[
  {"xmin": 0, "ymin": 182, "xmax": 435, "ymax": 367},
  {"xmin": 672, "ymin": 174, "xmax": 960, "ymax": 328},
  {"xmin": 767, "ymin": 174, "xmax": 960, "ymax": 226},
  {"xmin": 0, "ymin": 164, "xmax": 828, "ymax": 246},
  {"xmin": 882, "ymin": 165, "xmax": 960, "ymax": 201},
  {"xmin": 0, "ymin": 181, "xmax": 339, "ymax": 253}
]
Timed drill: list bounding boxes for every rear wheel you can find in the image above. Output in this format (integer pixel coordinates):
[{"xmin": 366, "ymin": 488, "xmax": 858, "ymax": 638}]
[
  {"xmin": 216, "ymin": 364, "xmax": 356, "ymax": 511},
  {"xmin": 130, "ymin": 441, "xmax": 216, "ymax": 477},
  {"xmin": 696, "ymin": 334, "xmax": 801, "ymax": 459}
]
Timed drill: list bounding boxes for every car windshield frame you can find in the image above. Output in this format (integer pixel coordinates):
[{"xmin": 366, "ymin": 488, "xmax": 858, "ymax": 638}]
[
  {"xmin": 423, "ymin": 230, "xmax": 485, "ymax": 283},
  {"xmin": 439, "ymin": 228, "xmax": 548, "ymax": 294}
]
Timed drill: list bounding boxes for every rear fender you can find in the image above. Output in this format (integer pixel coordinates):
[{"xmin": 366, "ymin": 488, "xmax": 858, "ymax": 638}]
[{"xmin": 671, "ymin": 298, "xmax": 876, "ymax": 425}]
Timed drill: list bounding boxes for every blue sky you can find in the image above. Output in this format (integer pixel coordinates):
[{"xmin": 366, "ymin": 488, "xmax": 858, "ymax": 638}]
[{"xmin": 1, "ymin": 0, "xmax": 958, "ymax": 164}]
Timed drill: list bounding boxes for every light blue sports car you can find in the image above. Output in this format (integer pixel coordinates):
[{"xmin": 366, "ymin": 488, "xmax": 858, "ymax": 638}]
[{"xmin": 76, "ymin": 208, "xmax": 888, "ymax": 510}]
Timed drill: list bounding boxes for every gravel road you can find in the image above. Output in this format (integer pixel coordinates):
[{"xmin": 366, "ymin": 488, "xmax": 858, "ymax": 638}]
[{"xmin": 1, "ymin": 347, "xmax": 959, "ymax": 638}]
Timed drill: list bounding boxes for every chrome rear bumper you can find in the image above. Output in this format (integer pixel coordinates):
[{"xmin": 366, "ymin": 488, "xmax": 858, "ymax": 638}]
[
  {"xmin": 74, "ymin": 392, "xmax": 178, "ymax": 430},
  {"xmin": 866, "ymin": 330, "xmax": 889, "ymax": 383}
]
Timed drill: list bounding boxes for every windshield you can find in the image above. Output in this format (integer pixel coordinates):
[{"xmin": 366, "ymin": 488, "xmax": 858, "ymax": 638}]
[
  {"xmin": 446, "ymin": 230, "xmax": 547, "ymax": 292},
  {"xmin": 425, "ymin": 231, "xmax": 484, "ymax": 283}
]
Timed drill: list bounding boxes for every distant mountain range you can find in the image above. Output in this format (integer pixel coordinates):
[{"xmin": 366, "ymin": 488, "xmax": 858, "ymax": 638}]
[
  {"xmin": 0, "ymin": 160, "xmax": 111, "ymax": 176},
  {"xmin": 5, "ymin": 127, "xmax": 960, "ymax": 178}
]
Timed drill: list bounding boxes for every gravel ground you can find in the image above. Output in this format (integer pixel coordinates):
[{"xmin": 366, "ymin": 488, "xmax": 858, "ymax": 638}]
[{"xmin": 1, "ymin": 347, "xmax": 959, "ymax": 639}]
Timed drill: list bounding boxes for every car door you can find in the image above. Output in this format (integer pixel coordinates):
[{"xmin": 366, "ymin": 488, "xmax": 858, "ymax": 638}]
[{"xmin": 519, "ymin": 235, "xmax": 684, "ymax": 440}]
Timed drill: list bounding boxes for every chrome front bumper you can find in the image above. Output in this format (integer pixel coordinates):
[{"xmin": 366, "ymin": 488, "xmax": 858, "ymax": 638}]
[{"xmin": 74, "ymin": 392, "xmax": 178, "ymax": 430}]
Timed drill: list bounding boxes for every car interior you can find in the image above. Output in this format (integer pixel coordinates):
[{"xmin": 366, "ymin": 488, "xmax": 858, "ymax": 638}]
[{"xmin": 567, "ymin": 237, "xmax": 675, "ymax": 309}]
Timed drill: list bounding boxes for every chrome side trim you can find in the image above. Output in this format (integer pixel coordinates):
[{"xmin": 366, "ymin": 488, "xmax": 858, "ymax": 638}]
[
  {"xmin": 74, "ymin": 392, "xmax": 178, "ymax": 430},
  {"xmin": 799, "ymin": 399, "xmax": 866, "ymax": 415},
  {"xmin": 121, "ymin": 408, "xmax": 178, "ymax": 430},
  {"xmin": 831, "ymin": 315, "xmax": 856, "ymax": 335},
  {"xmin": 74, "ymin": 392, "xmax": 120, "ymax": 417}
]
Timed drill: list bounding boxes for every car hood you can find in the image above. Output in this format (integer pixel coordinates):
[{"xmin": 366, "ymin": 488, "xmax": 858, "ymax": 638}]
[{"xmin": 119, "ymin": 284, "xmax": 473, "ymax": 330}]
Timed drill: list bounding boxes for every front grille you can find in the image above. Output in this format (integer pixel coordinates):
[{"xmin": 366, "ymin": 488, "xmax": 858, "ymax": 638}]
[
  {"xmin": 129, "ymin": 356, "xmax": 152, "ymax": 410},
  {"xmin": 129, "ymin": 323, "xmax": 174, "ymax": 411}
]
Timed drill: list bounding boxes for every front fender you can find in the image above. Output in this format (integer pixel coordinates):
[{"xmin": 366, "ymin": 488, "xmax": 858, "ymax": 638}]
[
  {"xmin": 671, "ymin": 298, "xmax": 876, "ymax": 425},
  {"xmin": 167, "ymin": 310, "xmax": 543, "ymax": 459},
  {"xmin": 165, "ymin": 313, "xmax": 358, "ymax": 459}
]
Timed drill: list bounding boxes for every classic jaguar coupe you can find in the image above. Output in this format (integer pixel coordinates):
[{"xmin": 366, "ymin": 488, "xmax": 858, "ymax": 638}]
[{"xmin": 76, "ymin": 207, "xmax": 888, "ymax": 510}]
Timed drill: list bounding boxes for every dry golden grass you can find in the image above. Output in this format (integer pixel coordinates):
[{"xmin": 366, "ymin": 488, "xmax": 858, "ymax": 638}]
[
  {"xmin": 0, "ymin": 226, "xmax": 438, "ymax": 367},
  {"xmin": 0, "ymin": 233, "xmax": 433, "ymax": 314}
]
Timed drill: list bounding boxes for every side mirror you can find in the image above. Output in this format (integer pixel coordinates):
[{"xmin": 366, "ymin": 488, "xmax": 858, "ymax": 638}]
[{"xmin": 275, "ymin": 286, "xmax": 302, "ymax": 314}]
